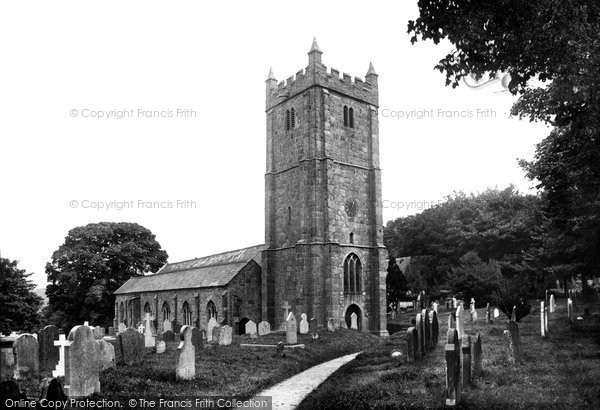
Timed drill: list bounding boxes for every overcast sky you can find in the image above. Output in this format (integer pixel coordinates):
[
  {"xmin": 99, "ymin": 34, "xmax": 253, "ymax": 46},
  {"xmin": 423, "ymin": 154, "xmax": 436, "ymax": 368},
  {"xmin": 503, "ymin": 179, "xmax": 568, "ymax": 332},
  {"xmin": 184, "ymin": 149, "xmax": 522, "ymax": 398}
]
[{"xmin": 0, "ymin": 1, "xmax": 550, "ymax": 288}]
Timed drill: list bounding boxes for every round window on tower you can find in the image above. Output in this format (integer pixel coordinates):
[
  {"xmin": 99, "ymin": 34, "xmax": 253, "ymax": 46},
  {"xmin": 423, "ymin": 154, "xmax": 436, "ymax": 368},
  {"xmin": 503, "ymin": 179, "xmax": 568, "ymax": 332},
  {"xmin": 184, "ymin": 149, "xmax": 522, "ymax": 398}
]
[{"xmin": 345, "ymin": 198, "xmax": 358, "ymax": 218}]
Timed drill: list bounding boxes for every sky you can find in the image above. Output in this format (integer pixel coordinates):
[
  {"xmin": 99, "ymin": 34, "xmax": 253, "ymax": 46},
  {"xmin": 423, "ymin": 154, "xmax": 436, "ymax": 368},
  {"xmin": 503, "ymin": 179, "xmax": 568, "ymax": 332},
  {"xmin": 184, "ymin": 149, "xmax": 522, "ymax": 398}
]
[{"xmin": 0, "ymin": 1, "xmax": 551, "ymax": 288}]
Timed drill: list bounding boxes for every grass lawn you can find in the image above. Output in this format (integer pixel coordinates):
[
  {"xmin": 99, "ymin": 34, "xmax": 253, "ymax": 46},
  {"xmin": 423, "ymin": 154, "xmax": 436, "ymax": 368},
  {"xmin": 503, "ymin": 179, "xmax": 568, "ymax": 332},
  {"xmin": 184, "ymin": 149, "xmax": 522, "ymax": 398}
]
[{"xmin": 298, "ymin": 297, "xmax": 600, "ymax": 409}]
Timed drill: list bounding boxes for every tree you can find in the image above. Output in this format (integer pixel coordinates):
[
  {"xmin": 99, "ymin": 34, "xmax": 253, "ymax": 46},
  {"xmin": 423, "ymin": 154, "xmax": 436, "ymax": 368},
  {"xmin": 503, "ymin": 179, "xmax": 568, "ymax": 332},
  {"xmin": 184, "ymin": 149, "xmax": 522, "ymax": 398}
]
[
  {"xmin": 386, "ymin": 257, "xmax": 408, "ymax": 310},
  {"xmin": 0, "ymin": 258, "xmax": 42, "ymax": 333},
  {"xmin": 448, "ymin": 252, "xmax": 501, "ymax": 307},
  {"xmin": 45, "ymin": 222, "xmax": 168, "ymax": 331},
  {"xmin": 408, "ymin": 1, "xmax": 600, "ymax": 294}
]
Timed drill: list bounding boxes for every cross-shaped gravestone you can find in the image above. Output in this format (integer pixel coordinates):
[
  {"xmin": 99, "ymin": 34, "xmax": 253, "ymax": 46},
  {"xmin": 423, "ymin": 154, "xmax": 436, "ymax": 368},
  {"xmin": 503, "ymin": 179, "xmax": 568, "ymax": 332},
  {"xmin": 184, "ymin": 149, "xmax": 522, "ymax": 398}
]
[
  {"xmin": 282, "ymin": 301, "xmax": 291, "ymax": 322},
  {"xmin": 83, "ymin": 322, "xmax": 89, "ymax": 327},
  {"xmin": 52, "ymin": 334, "xmax": 70, "ymax": 378},
  {"xmin": 144, "ymin": 313, "xmax": 155, "ymax": 348}
]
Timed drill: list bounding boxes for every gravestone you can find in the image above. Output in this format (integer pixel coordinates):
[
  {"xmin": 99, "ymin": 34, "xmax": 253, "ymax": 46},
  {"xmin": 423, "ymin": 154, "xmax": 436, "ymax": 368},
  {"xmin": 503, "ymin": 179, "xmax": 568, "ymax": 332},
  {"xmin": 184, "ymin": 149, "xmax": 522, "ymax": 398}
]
[
  {"xmin": 118, "ymin": 328, "xmax": 144, "ymax": 366},
  {"xmin": 471, "ymin": 311, "xmax": 478, "ymax": 322},
  {"xmin": 0, "ymin": 336, "xmax": 16, "ymax": 381},
  {"xmin": 406, "ymin": 327, "xmax": 417, "ymax": 363},
  {"xmin": 245, "ymin": 320, "xmax": 258, "ymax": 335},
  {"xmin": 97, "ymin": 339, "xmax": 115, "ymax": 371},
  {"xmin": 493, "ymin": 308, "xmax": 500, "ymax": 318},
  {"xmin": 206, "ymin": 317, "xmax": 218, "ymax": 342},
  {"xmin": 423, "ymin": 309, "xmax": 431, "ymax": 350},
  {"xmin": 452, "ymin": 297, "xmax": 457, "ymax": 309},
  {"xmin": 118, "ymin": 323, "xmax": 126, "ymax": 334},
  {"xmin": 507, "ymin": 321, "xmax": 522, "ymax": 363},
  {"xmin": 156, "ymin": 341, "xmax": 166, "ymax": 354},
  {"xmin": 200, "ymin": 329, "xmax": 207, "ymax": 343},
  {"xmin": 211, "ymin": 326, "xmax": 221, "ymax": 343},
  {"xmin": 455, "ymin": 306, "xmax": 464, "ymax": 338},
  {"xmin": 65, "ymin": 325, "xmax": 100, "ymax": 397},
  {"xmin": 219, "ymin": 326, "xmax": 232, "ymax": 346},
  {"xmin": 163, "ymin": 319, "xmax": 172, "ymax": 333},
  {"xmin": 350, "ymin": 312, "xmax": 358, "ymax": 330},
  {"xmin": 299, "ymin": 314, "xmax": 309, "ymax": 334},
  {"xmin": 445, "ymin": 328, "xmax": 461, "ymax": 406},
  {"xmin": 431, "ymin": 311, "xmax": 439, "ymax": 347},
  {"xmin": 549, "ymin": 295, "xmax": 556, "ymax": 313},
  {"xmin": 432, "ymin": 302, "xmax": 439, "ymax": 314},
  {"xmin": 447, "ymin": 313, "xmax": 456, "ymax": 331},
  {"xmin": 309, "ymin": 318, "xmax": 318, "ymax": 340},
  {"xmin": 38, "ymin": 325, "xmax": 60, "ymax": 374},
  {"xmin": 327, "ymin": 318, "xmax": 335, "ymax": 332},
  {"xmin": 258, "ymin": 321, "xmax": 271, "ymax": 336},
  {"xmin": 93, "ymin": 326, "xmax": 103, "ymax": 340},
  {"xmin": 13, "ymin": 334, "xmax": 39, "ymax": 379},
  {"xmin": 108, "ymin": 327, "xmax": 115, "ymax": 336},
  {"xmin": 162, "ymin": 330, "xmax": 175, "ymax": 343},
  {"xmin": 286, "ymin": 312, "xmax": 297, "ymax": 344},
  {"xmin": 415, "ymin": 313, "xmax": 423, "ymax": 359},
  {"xmin": 567, "ymin": 298, "xmax": 574, "ymax": 323},
  {"xmin": 276, "ymin": 342, "xmax": 284, "ymax": 358},
  {"xmin": 191, "ymin": 327, "xmax": 202, "ymax": 351},
  {"xmin": 144, "ymin": 314, "xmax": 155, "ymax": 348},
  {"xmin": 486, "ymin": 303, "xmax": 492, "ymax": 323},
  {"xmin": 52, "ymin": 334, "xmax": 68, "ymax": 378},
  {"xmin": 461, "ymin": 335, "xmax": 472, "ymax": 388},
  {"xmin": 175, "ymin": 327, "xmax": 195, "ymax": 380},
  {"xmin": 540, "ymin": 301, "xmax": 546, "ymax": 337},
  {"xmin": 39, "ymin": 377, "xmax": 67, "ymax": 402},
  {"xmin": 544, "ymin": 305, "xmax": 549, "ymax": 333},
  {"xmin": 472, "ymin": 334, "xmax": 482, "ymax": 377}
]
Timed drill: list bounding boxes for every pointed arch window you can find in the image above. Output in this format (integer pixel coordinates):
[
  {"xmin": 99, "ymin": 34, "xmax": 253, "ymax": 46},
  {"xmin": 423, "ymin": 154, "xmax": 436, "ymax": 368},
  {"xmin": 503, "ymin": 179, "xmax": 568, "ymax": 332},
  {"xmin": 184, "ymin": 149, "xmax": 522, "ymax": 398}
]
[
  {"xmin": 182, "ymin": 301, "xmax": 192, "ymax": 326},
  {"xmin": 207, "ymin": 300, "xmax": 218, "ymax": 321},
  {"xmin": 349, "ymin": 107, "xmax": 354, "ymax": 128},
  {"xmin": 161, "ymin": 301, "xmax": 171, "ymax": 322},
  {"xmin": 343, "ymin": 106, "xmax": 348, "ymax": 126},
  {"xmin": 343, "ymin": 253, "xmax": 362, "ymax": 294}
]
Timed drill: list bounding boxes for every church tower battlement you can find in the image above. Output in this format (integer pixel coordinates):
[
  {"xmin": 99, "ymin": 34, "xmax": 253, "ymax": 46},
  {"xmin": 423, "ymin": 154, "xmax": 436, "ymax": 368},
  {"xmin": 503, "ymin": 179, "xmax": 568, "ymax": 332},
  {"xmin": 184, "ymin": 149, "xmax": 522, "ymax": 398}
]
[{"xmin": 262, "ymin": 39, "xmax": 388, "ymax": 336}]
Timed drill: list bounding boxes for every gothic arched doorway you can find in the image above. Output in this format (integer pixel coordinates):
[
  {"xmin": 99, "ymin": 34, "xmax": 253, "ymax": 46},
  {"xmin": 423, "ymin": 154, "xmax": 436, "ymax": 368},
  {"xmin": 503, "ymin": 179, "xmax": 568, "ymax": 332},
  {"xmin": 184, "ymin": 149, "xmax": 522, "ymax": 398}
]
[{"xmin": 345, "ymin": 304, "xmax": 362, "ymax": 330}]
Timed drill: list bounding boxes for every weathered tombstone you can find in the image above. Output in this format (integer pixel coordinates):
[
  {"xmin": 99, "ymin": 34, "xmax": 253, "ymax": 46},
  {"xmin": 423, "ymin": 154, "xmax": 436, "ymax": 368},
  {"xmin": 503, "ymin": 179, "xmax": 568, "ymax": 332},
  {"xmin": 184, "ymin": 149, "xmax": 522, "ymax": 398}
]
[
  {"xmin": 286, "ymin": 312, "xmax": 298, "ymax": 344},
  {"xmin": 97, "ymin": 339, "xmax": 115, "ymax": 371},
  {"xmin": 472, "ymin": 334, "xmax": 482, "ymax": 378},
  {"xmin": 206, "ymin": 317, "xmax": 218, "ymax": 342},
  {"xmin": 448, "ymin": 312, "xmax": 456, "ymax": 331},
  {"xmin": 218, "ymin": 326, "xmax": 232, "ymax": 346},
  {"xmin": 65, "ymin": 325, "xmax": 100, "ymax": 397},
  {"xmin": 258, "ymin": 321, "xmax": 271, "ymax": 336},
  {"xmin": 118, "ymin": 323, "xmax": 126, "ymax": 334},
  {"xmin": 299, "ymin": 314, "xmax": 310, "ymax": 334},
  {"xmin": 143, "ymin": 315, "xmax": 155, "ymax": 348},
  {"xmin": 406, "ymin": 327, "xmax": 417, "ymax": 363},
  {"xmin": 432, "ymin": 302, "xmax": 439, "ymax": 314},
  {"xmin": 211, "ymin": 325, "xmax": 221, "ymax": 343},
  {"xmin": 461, "ymin": 335, "xmax": 472, "ymax": 388},
  {"xmin": 108, "ymin": 327, "xmax": 115, "ymax": 336},
  {"xmin": 507, "ymin": 320, "xmax": 522, "ymax": 363},
  {"xmin": 452, "ymin": 297, "xmax": 457, "ymax": 309},
  {"xmin": 52, "ymin": 334, "xmax": 68, "ymax": 378},
  {"xmin": 191, "ymin": 327, "xmax": 202, "ymax": 350},
  {"xmin": 540, "ymin": 301, "xmax": 546, "ymax": 337},
  {"xmin": 162, "ymin": 330, "xmax": 175, "ymax": 343},
  {"xmin": 486, "ymin": 303, "xmax": 492, "ymax": 323},
  {"xmin": 309, "ymin": 318, "xmax": 319, "ymax": 340},
  {"xmin": 422, "ymin": 309, "xmax": 431, "ymax": 350},
  {"xmin": 117, "ymin": 328, "xmax": 144, "ymax": 366},
  {"xmin": 245, "ymin": 320, "xmax": 258, "ymax": 335},
  {"xmin": 156, "ymin": 341, "xmax": 166, "ymax": 354},
  {"xmin": 472, "ymin": 311, "xmax": 478, "ymax": 322},
  {"xmin": 327, "ymin": 318, "xmax": 335, "ymax": 332},
  {"xmin": 39, "ymin": 377, "xmax": 67, "ymax": 402},
  {"xmin": 13, "ymin": 334, "xmax": 39, "ymax": 379},
  {"xmin": 567, "ymin": 298, "xmax": 574, "ymax": 323},
  {"xmin": 38, "ymin": 325, "xmax": 60, "ymax": 374},
  {"xmin": 431, "ymin": 311, "xmax": 439, "ymax": 347},
  {"xmin": 493, "ymin": 308, "xmax": 500, "ymax": 318},
  {"xmin": 163, "ymin": 319, "xmax": 172, "ymax": 333},
  {"xmin": 415, "ymin": 313, "xmax": 423, "ymax": 359},
  {"xmin": 445, "ymin": 328, "xmax": 461, "ymax": 406},
  {"xmin": 455, "ymin": 306, "xmax": 463, "ymax": 338},
  {"xmin": 92, "ymin": 326, "xmax": 103, "ymax": 340},
  {"xmin": 549, "ymin": 295, "xmax": 556, "ymax": 313},
  {"xmin": 276, "ymin": 342, "xmax": 284, "ymax": 358},
  {"xmin": 0, "ymin": 380, "xmax": 24, "ymax": 402},
  {"xmin": 0, "ymin": 336, "xmax": 16, "ymax": 381},
  {"xmin": 350, "ymin": 312, "xmax": 358, "ymax": 330},
  {"xmin": 175, "ymin": 326, "xmax": 195, "ymax": 380}
]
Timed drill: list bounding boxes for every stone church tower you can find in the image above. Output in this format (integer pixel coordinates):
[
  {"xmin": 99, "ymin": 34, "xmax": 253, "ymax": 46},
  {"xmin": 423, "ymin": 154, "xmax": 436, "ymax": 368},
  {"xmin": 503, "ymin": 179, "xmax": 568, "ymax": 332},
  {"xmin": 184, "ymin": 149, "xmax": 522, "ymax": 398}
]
[{"xmin": 262, "ymin": 39, "xmax": 388, "ymax": 336}]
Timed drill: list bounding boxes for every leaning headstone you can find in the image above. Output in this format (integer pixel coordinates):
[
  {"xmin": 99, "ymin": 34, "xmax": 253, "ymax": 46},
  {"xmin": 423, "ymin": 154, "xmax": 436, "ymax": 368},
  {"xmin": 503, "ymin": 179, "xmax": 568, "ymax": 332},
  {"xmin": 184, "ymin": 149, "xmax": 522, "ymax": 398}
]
[
  {"xmin": 258, "ymin": 321, "xmax": 271, "ymax": 336},
  {"xmin": 65, "ymin": 325, "xmax": 100, "ymax": 397},
  {"xmin": 350, "ymin": 312, "xmax": 358, "ymax": 330},
  {"xmin": 299, "ymin": 314, "xmax": 309, "ymax": 334},
  {"xmin": 540, "ymin": 301, "xmax": 546, "ymax": 337},
  {"xmin": 206, "ymin": 317, "xmax": 218, "ymax": 342},
  {"xmin": 455, "ymin": 306, "xmax": 464, "ymax": 338},
  {"xmin": 507, "ymin": 320, "xmax": 522, "ymax": 363},
  {"xmin": 406, "ymin": 327, "xmax": 417, "ymax": 363},
  {"xmin": 286, "ymin": 312, "xmax": 298, "ymax": 344},
  {"xmin": 118, "ymin": 323, "xmax": 126, "ymax": 334},
  {"xmin": 97, "ymin": 339, "xmax": 115, "ymax": 371},
  {"xmin": 218, "ymin": 326, "xmax": 232, "ymax": 346},
  {"xmin": 461, "ymin": 335, "xmax": 472, "ymax": 388},
  {"xmin": 472, "ymin": 334, "xmax": 482, "ymax": 377},
  {"xmin": 52, "ymin": 334, "xmax": 68, "ymax": 378},
  {"xmin": 118, "ymin": 328, "xmax": 144, "ymax": 366},
  {"xmin": 430, "ymin": 311, "xmax": 439, "ymax": 347},
  {"xmin": 445, "ymin": 328, "xmax": 461, "ymax": 406},
  {"xmin": 309, "ymin": 318, "xmax": 319, "ymax": 340},
  {"xmin": 163, "ymin": 319, "xmax": 172, "ymax": 333},
  {"xmin": 38, "ymin": 325, "xmax": 60, "ymax": 374},
  {"xmin": 211, "ymin": 326, "xmax": 221, "ymax": 343},
  {"xmin": 162, "ymin": 330, "xmax": 175, "ymax": 343},
  {"xmin": 276, "ymin": 342, "xmax": 284, "ymax": 358},
  {"xmin": 415, "ymin": 313, "xmax": 423, "ymax": 359},
  {"xmin": 93, "ymin": 326, "xmax": 103, "ymax": 340},
  {"xmin": 549, "ymin": 295, "xmax": 556, "ymax": 313},
  {"xmin": 175, "ymin": 327, "xmax": 195, "ymax": 380},
  {"xmin": 327, "ymin": 318, "xmax": 335, "ymax": 332},
  {"xmin": 245, "ymin": 320, "xmax": 258, "ymax": 335},
  {"xmin": 156, "ymin": 341, "xmax": 166, "ymax": 354},
  {"xmin": 39, "ymin": 377, "xmax": 67, "ymax": 402},
  {"xmin": 493, "ymin": 308, "xmax": 500, "ymax": 318},
  {"xmin": 13, "ymin": 334, "xmax": 39, "ymax": 379}
]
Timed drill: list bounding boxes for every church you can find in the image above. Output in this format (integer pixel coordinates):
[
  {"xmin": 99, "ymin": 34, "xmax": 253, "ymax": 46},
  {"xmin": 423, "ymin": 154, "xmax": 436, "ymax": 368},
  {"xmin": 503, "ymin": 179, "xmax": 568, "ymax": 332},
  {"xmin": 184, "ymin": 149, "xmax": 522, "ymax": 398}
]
[{"xmin": 114, "ymin": 39, "xmax": 389, "ymax": 336}]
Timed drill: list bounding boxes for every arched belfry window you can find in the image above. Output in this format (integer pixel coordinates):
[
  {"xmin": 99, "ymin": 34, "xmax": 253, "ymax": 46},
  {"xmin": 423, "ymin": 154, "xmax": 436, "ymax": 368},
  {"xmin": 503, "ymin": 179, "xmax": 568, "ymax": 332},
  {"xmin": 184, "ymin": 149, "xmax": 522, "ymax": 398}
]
[
  {"xmin": 285, "ymin": 109, "xmax": 290, "ymax": 131},
  {"xmin": 343, "ymin": 253, "xmax": 362, "ymax": 294},
  {"xmin": 144, "ymin": 302, "xmax": 152, "ymax": 316},
  {"xmin": 349, "ymin": 232, "xmax": 354, "ymax": 244},
  {"xmin": 349, "ymin": 107, "xmax": 354, "ymax": 128},
  {"xmin": 343, "ymin": 106, "xmax": 349, "ymax": 126},
  {"xmin": 182, "ymin": 301, "xmax": 192, "ymax": 326},
  {"xmin": 207, "ymin": 300, "xmax": 218, "ymax": 321},
  {"xmin": 291, "ymin": 108, "xmax": 295, "ymax": 129}
]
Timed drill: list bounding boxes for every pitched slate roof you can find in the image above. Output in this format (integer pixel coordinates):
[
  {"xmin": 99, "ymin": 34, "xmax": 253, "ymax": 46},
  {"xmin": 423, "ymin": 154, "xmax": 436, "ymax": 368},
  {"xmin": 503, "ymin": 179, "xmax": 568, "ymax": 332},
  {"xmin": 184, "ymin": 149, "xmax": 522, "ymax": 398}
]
[{"xmin": 114, "ymin": 244, "xmax": 264, "ymax": 295}]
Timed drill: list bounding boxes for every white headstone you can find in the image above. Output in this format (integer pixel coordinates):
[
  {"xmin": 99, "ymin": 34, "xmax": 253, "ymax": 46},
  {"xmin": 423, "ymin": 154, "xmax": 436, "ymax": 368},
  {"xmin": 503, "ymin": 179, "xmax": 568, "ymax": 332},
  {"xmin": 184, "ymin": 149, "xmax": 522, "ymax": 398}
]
[
  {"xmin": 493, "ymin": 308, "xmax": 500, "ymax": 318},
  {"xmin": 118, "ymin": 323, "xmax": 126, "ymax": 334},
  {"xmin": 452, "ymin": 297, "xmax": 457, "ymax": 308},
  {"xmin": 455, "ymin": 306, "xmax": 463, "ymax": 338},
  {"xmin": 299, "ymin": 313, "xmax": 309, "ymax": 334},
  {"xmin": 432, "ymin": 302, "xmax": 439, "ymax": 314},
  {"xmin": 350, "ymin": 312, "xmax": 358, "ymax": 330},
  {"xmin": 258, "ymin": 321, "xmax": 271, "ymax": 336},
  {"xmin": 549, "ymin": 295, "xmax": 556, "ymax": 313},
  {"xmin": 52, "ymin": 334, "xmax": 69, "ymax": 378},
  {"xmin": 245, "ymin": 320, "xmax": 257, "ymax": 335},
  {"xmin": 144, "ymin": 313, "xmax": 155, "ymax": 348},
  {"xmin": 540, "ymin": 301, "xmax": 546, "ymax": 337},
  {"xmin": 156, "ymin": 341, "xmax": 166, "ymax": 354},
  {"xmin": 286, "ymin": 312, "xmax": 297, "ymax": 344}
]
